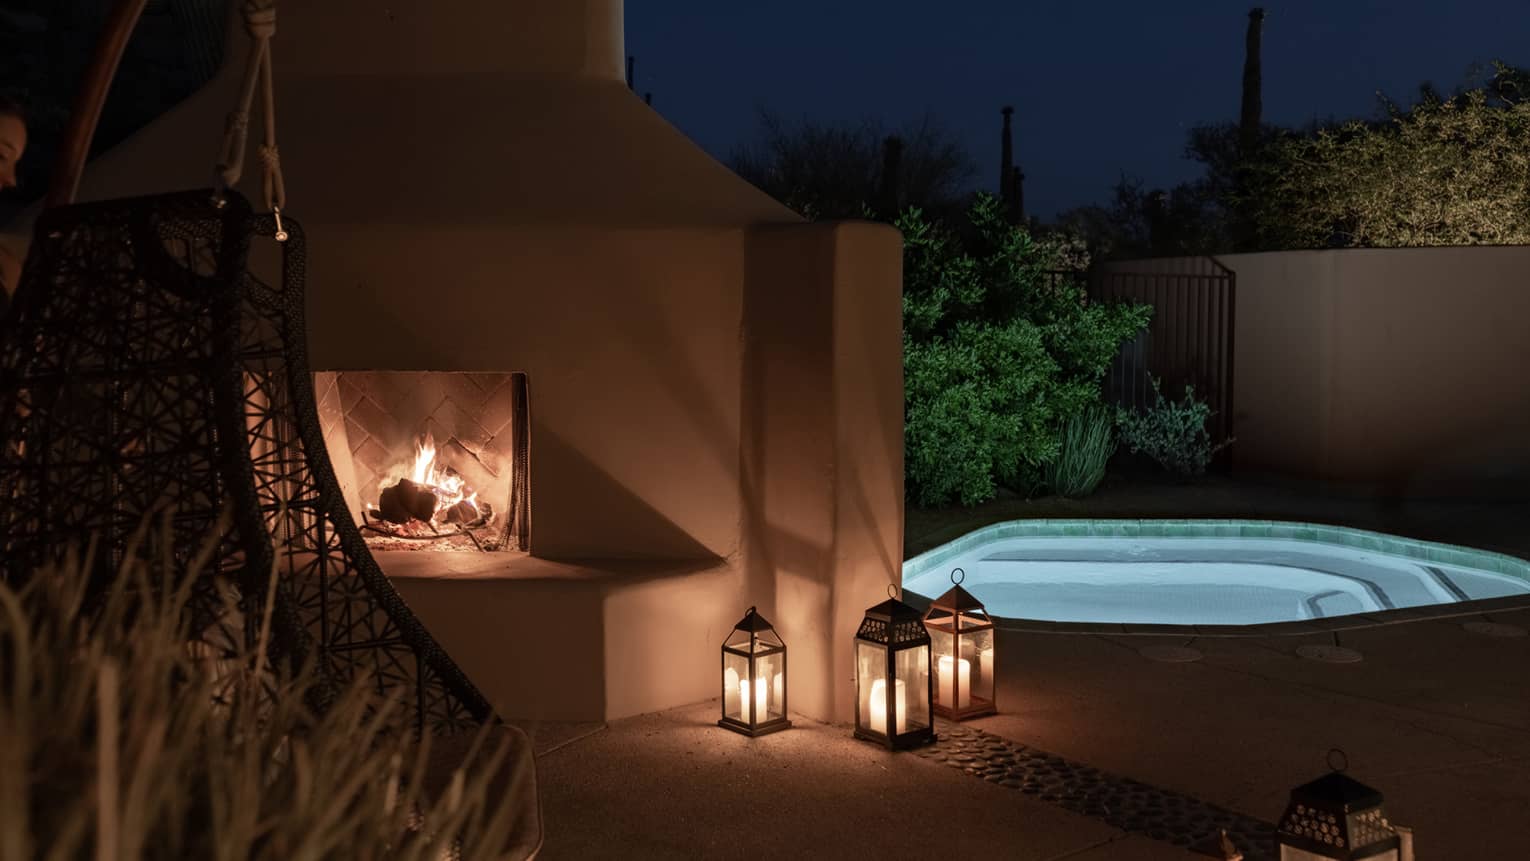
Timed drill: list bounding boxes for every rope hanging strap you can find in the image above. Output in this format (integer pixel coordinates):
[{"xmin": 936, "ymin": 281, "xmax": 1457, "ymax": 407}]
[{"xmin": 215, "ymin": 0, "xmax": 288, "ymax": 240}]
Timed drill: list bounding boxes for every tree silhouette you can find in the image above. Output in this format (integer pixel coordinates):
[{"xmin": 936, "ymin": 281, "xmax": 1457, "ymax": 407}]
[{"xmin": 730, "ymin": 109, "xmax": 977, "ymax": 222}]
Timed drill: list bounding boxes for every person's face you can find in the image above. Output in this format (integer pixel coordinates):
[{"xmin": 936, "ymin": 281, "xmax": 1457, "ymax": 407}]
[{"xmin": 0, "ymin": 113, "xmax": 28, "ymax": 191}]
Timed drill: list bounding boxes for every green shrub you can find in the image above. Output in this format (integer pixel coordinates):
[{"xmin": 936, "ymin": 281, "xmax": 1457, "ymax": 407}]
[
  {"xmin": 1044, "ymin": 403, "xmax": 1117, "ymax": 498},
  {"xmin": 1116, "ymin": 377, "xmax": 1232, "ymax": 477},
  {"xmin": 1253, "ymin": 67, "xmax": 1530, "ymax": 249},
  {"xmin": 904, "ymin": 320, "xmax": 1057, "ymax": 506},
  {"xmin": 0, "ymin": 536, "xmax": 533, "ymax": 860},
  {"xmin": 900, "ymin": 194, "xmax": 1151, "ymax": 507}
]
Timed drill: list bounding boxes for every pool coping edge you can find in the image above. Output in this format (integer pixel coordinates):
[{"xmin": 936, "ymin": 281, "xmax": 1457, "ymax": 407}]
[{"xmin": 900, "ymin": 518, "xmax": 1530, "ymax": 637}]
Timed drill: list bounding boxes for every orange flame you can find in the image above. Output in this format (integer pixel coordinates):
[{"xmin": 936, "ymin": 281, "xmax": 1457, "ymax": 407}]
[{"xmin": 404, "ymin": 433, "xmax": 470, "ymax": 517}]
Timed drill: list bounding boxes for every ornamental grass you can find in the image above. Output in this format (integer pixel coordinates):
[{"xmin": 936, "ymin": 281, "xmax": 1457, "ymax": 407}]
[{"xmin": 0, "ymin": 521, "xmax": 533, "ymax": 860}]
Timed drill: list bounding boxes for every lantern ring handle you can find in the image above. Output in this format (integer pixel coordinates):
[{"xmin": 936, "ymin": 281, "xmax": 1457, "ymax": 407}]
[
  {"xmin": 1327, "ymin": 747, "xmax": 1348, "ymax": 772},
  {"xmin": 951, "ymin": 567, "xmax": 966, "ymax": 585},
  {"xmin": 886, "ymin": 583, "xmax": 898, "ymax": 600}
]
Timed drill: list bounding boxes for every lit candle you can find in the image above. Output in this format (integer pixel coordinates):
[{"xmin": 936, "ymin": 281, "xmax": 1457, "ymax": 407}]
[
  {"xmin": 937, "ymin": 655, "xmax": 971, "ymax": 709},
  {"xmin": 867, "ymin": 678, "xmax": 907, "ymax": 735},
  {"xmin": 773, "ymin": 672, "xmax": 783, "ymax": 714},
  {"xmin": 738, "ymin": 675, "xmax": 766, "ymax": 721},
  {"xmin": 724, "ymin": 667, "xmax": 739, "ymax": 717}
]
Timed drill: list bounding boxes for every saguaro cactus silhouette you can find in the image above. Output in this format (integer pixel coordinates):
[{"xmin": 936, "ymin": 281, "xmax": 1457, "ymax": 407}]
[
  {"xmin": 1000, "ymin": 106, "xmax": 1014, "ymax": 193},
  {"xmin": 1235, "ymin": 7, "xmax": 1266, "ymax": 250},
  {"xmin": 999, "ymin": 106, "xmax": 1024, "ymax": 224},
  {"xmin": 878, "ymin": 135, "xmax": 904, "ymax": 216},
  {"xmin": 1240, "ymin": 8, "xmax": 1265, "ymax": 154}
]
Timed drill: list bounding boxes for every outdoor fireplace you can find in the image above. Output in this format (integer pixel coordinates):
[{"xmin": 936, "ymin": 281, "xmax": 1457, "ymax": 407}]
[
  {"xmin": 33, "ymin": 0, "xmax": 906, "ymax": 725},
  {"xmin": 314, "ymin": 371, "xmax": 530, "ymax": 552}
]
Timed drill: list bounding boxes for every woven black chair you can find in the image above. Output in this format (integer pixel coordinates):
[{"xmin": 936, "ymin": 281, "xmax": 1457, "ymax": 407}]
[{"xmin": 0, "ymin": 188, "xmax": 490, "ymax": 735}]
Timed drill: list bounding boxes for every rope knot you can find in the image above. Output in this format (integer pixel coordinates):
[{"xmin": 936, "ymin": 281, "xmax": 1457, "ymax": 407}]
[
  {"xmin": 258, "ymin": 144, "xmax": 281, "ymax": 171},
  {"xmin": 243, "ymin": 3, "xmax": 276, "ymax": 38}
]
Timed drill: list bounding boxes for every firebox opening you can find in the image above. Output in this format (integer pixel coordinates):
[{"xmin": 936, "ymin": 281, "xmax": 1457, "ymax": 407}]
[{"xmin": 314, "ymin": 371, "xmax": 530, "ymax": 552}]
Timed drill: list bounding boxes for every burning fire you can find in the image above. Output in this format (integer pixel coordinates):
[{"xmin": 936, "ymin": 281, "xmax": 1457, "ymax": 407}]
[
  {"xmin": 406, "ymin": 434, "xmax": 477, "ymax": 515},
  {"xmin": 366, "ymin": 433, "xmax": 489, "ymax": 529}
]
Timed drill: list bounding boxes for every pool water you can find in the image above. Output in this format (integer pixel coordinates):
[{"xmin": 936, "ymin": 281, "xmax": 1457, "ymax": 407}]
[{"xmin": 902, "ymin": 521, "xmax": 1530, "ymax": 626}]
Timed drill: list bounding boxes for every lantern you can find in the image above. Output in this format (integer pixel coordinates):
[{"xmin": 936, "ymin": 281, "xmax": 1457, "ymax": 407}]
[
  {"xmin": 1190, "ymin": 829, "xmax": 1243, "ymax": 860},
  {"xmin": 718, "ymin": 606, "xmax": 791, "ymax": 737},
  {"xmin": 922, "ymin": 567, "xmax": 996, "ymax": 720},
  {"xmin": 853, "ymin": 585, "xmax": 935, "ymax": 750},
  {"xmin": 1275, "ymin": 750, "xmax": 1408, "ymax": 860}
]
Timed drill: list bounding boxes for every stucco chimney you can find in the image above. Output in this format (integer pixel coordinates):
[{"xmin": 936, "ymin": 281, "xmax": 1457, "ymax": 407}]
[{"xmin": 279, "ymin": 0, "xmax": 626, "ymax": 80}]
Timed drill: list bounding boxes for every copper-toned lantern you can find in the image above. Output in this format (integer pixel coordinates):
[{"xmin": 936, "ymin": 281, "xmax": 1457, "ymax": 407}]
[
  {"xmin": 922, "ymin": 567, "xmax": 996, "ymax": 720},
  {"xmin": 1275, "ymin": 750, "xmax": 1408, "ymax": 860},
  {"xmin": 853, "ymin": 585, "xmax": 935, "ymax": 750},
  {"xmin": 718, "ymin": 606, "xmax": 791, "ymax": 737}
]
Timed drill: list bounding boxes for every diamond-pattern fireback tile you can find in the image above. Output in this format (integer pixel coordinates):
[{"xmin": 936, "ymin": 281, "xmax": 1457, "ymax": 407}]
[{"xmin": 316, "ymin": 372, "xmax": 521, "ymax": 510}]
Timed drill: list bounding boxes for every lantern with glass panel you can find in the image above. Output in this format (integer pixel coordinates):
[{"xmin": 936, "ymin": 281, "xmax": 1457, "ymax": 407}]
[
  {"xmin": 922, "ymin": 567, "xmax": 996, "ymax": 721},
  {"xmin": 1275, "ymin": 750, "xmax": 1408, "ymax": 861},
  {"xmin": 718, "ymin": 606, "xmax": 791, "ymax": 737},
  {"xmin": 852, "ymin": 586, "xmax": 935, "ymax": 750}
]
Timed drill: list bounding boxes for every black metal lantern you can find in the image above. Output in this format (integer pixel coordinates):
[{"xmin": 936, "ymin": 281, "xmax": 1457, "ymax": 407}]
[
  {"xmin": 923, "ymin": 567, "xmax": 996, "ymax": 721},
  {"xmin": 718, "ymin": 606, "xmax": 791, "ymax": 737},
  {"xmin": 853, "ymin": 585, "xmax": 935, "ymax": 750},
  {"xmin": 1275, "ymin": 751, "xmax": 1406, "ymax": 860}
]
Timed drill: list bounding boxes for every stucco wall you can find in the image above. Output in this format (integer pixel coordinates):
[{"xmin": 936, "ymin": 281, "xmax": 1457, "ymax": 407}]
[
  {"xmin": 8, "ymin": 0, "xmax": 799, "ymax": 563},
  {"xmin": 302, "ymin": 224, "xmax": 754, "ymax": 561},
  {"xmin": 742, "ymin": 221, "xmax": 905, "ymax": 724},
  {"xmin": 1108, "ymin": 248, "xmax": 1530, "ymax": 497}
]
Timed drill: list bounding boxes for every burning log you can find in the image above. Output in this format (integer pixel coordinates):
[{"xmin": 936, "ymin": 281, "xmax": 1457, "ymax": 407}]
[
  {"xmin": 443, "ymin": 497, "xmax": 480, "ymax": 525},
  {"xmin": 377, "ymin": 478, "xmax": 438, "ymax": 524},
  {"xmin": 363, "ymin": 434, "xmax": 497, "ymax": 552}
]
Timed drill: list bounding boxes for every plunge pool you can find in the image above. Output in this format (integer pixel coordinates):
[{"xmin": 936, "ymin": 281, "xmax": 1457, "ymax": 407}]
[{"xmin": 902, "ymin": 520, "xmax": 1530, "ymax": 627}]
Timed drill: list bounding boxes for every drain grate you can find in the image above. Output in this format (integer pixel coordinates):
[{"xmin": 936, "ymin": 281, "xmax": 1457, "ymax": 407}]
[
  {"xmin": 915, "ymin": 723, "xmax": 1276, "ymax": 860},
  {"xmin": 1295, "ymin": 644, "xmax": 1365, "ymax": 664},
  {"xmin": 1463, "ymin": 621, "xmax": 1528, "ymax": 639},
  {"xmin": 1138, "ymin": 644, "xmax": 1204, "ymax": 663}
]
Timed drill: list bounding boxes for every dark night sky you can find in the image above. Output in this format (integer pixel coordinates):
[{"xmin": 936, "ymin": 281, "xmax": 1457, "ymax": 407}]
[{"xmin": 627, "ymin": 1, "xmax": 1530, "ymax": 219}]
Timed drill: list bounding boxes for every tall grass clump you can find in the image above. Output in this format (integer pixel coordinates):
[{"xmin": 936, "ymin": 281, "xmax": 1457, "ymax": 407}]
[
  {"xmin": 0, "ymin": 526, "xmax": 538, "ymax": 860},
  {"xmin": 1043, "ymin": 403, "xmax": 1116, "ymax": 498}
]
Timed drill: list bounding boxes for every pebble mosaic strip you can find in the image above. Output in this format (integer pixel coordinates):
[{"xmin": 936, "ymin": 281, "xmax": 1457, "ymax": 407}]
[{"xmin": 917, "ymin": 722, "xmax": 1277, "ymax": 860}]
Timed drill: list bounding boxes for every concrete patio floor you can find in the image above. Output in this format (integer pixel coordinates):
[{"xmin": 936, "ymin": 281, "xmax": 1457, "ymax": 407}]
[
  {"xmin": 522, "ymin": 601, "xmax": 1529, "ymax": 858},
  {"xmin": 515, "ymin": 477, "xmax": 1530, "ymax": 858}
]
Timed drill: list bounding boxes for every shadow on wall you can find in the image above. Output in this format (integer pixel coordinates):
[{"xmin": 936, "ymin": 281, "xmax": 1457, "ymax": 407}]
[
  {"xmin": 532, "ymin": 424, "xmax": 725, "ymax": 563},
  {"xmin": 736, "ymin": 221, "xmax": 907, "ymax": 724},
  {"xmin": 739, "ymin": 226, "xmax": 832, "ymax": 614},
  {"xmin": 397, "ymin": 572, "xmax": 608, "ymax": 721}
]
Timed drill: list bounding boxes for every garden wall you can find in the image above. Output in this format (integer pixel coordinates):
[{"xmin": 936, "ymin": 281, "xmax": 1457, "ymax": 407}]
[{"xmin": 1102, "ymin": 247, "xmax": 1530, "ymax": 499}]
